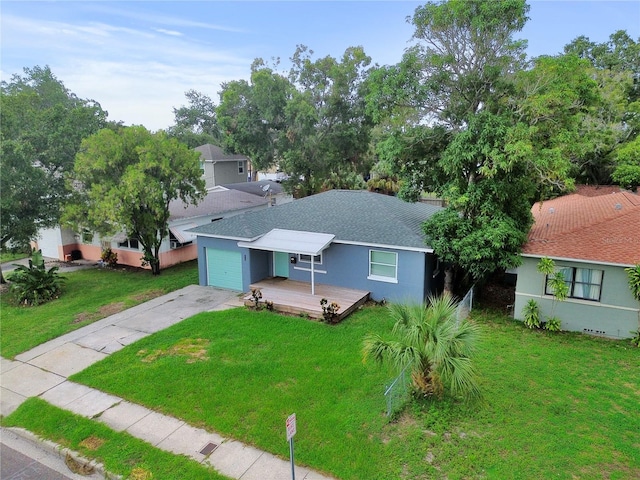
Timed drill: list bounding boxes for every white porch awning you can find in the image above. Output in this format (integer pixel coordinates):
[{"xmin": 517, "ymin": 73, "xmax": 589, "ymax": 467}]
[
  {"xmin": 170, "ymin": 223, "xmax": 198, "ymax": 244},
  {"xmin": 238, "ymin": 229, "xmax": 335, "ymax": 296},
  {"xmin": 237, "ymin": 229, "xmax": 334, "ymax": 255}
]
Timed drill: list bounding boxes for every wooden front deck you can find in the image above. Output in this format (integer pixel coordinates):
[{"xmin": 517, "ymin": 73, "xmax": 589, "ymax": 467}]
[{"xmin": 244, "ymin": 278, "xmax": 369, "ymax": 321}]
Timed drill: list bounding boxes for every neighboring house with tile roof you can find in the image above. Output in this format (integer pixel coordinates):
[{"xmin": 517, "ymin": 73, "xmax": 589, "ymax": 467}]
[
  {"xmin": 34, "ymin": 189, "xmax": 269, "ymax": 270},
  {"xmin": 195, "ymin": 144, "xmax": 250, "ymax": 188},
  {"xmin": 188, "ymin": 189, "xmax": 445, "ymax": 303},
  {"xmin": 514, "ymin": 186, "xmax": 640, "ymax": 339}
]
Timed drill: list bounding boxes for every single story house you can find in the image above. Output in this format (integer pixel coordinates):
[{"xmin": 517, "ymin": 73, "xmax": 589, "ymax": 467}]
[
  {"xmin": 34, "ymin": 189, "xmax": 269, "ymax": 269},
  {"xmin": 189, "ymin": 189, "xmax": 444, "ymax": 303},
  {"xmin": 514, "ymin": 186, "xmax": 640, "ymax": 339},
  {"xmin": 195, "ymin": 144, "xmax": 250, "ymax": 188}
]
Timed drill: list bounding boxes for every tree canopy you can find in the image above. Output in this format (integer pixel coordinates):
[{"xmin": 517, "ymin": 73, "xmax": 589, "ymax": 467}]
[
  {"xmin": 366, "ymin": 0, "xmax": 607, "ymax": 292},
  {"xmin": 218, "ymin": 47, "xmax": 374, "ymax": 195},
  {"xmin": 167, "ymin": 89, "xmax": 221, "ymax": 148},
  {"xmin": 64, "ymin": 126, "xmax": 205, "ymax": 275},
  {"xmin": 0, "ymin": 66, "xmax": 107, "ymax": 255}
]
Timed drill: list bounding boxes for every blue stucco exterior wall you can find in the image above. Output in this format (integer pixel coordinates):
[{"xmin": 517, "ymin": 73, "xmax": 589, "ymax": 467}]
[{"xmin": 196, "ymin": 236, "xmax": 437, "ymax": 303}]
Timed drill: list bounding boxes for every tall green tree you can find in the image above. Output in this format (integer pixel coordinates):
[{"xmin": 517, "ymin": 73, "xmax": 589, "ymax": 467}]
[
  {"xmin": 218, "ymin": 47, "xmax": 374, "ymax": 194},
  {"xmin": 218, "ymin": 60, "xmax": 292, "ymax": 181},
  {"xmin": 64, "ymin": 126, "xmax": 205, "ymax": 275},
  {"xmin": 367, "ymin": 1, "xmax": 600, "ymax": 292},
  {"xmin": 363, "ymin": 295, "xmax": 482, "ymax": 401},
  {"xmin": 167, "ymin": 89, "xmax": 221, "ymax": 148},
  {"xmin": 367, "ymin": 0, "xmax": 533, "ymax": 292},
  {"xmin": 564, "ymin": 31, "xmax": 640, "ymax": 184},
  {"xmin": 0, "ymin": 66, "xmax": 107, "ymax": 282},
  {"xmin": 281, "ymin": 45, "xmax": 374, "ymax": 196}
]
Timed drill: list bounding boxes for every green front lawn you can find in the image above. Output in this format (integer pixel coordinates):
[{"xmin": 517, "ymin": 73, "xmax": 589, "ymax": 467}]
[
  {"xmin": 0, "ymin": 261, "xmax": 198, "ymax": 358},
  {"xmin": 70, "ymin": 307, "xmax": 640, "ymax": 479}
]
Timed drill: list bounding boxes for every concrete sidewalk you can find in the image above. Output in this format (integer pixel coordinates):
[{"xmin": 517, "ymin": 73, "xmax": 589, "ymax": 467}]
[{"xmin": 1, "ymin": 285, "xmax": 335, "ymax": 480}]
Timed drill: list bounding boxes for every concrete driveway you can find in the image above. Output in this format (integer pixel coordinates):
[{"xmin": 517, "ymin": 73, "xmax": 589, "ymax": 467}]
[{"xmin": 2, "ymin": 285, "xmax": 242, "ymax": 415}]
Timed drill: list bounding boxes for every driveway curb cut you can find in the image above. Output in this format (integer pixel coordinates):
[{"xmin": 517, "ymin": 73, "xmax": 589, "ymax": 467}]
[{"xmin": 4, "ymin": 426, "xmax": 121, "ymax": 480}]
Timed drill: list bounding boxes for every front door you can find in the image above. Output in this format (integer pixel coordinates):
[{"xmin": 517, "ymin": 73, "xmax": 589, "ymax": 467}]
[{"xmin": 274, "ymin": 251, "xmax": 289, "ymax": 278}]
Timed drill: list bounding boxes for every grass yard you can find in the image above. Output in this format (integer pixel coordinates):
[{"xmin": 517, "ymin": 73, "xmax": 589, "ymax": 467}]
[
  {"xmin": 0, "ymin": 261, "xmax": 198, "ymax": 358},
  {"xmin": 70, "ymin": 306, "xmax": 640, "ymax": 480},
  {"xmin": 2, "ymin": 398, "xmax": 229, "ymax": 479},
  {"xmin": 0, "ymin": 251, "xmax": 29, "ymax": 263}
]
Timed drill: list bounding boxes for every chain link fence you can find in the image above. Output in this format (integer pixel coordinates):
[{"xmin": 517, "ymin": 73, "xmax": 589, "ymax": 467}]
[
  {"xmin": 456, "ymin": 285, "xmax": 475, "ymax": 324},
  {"xmin": 384, "ymin": 364, "xmax": 411, "ymax": 417}
]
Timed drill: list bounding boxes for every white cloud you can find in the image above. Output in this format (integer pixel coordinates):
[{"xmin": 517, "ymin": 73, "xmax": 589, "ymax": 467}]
[
  {"xmin": 1, "ymin": 12, "xmax": 254, "ymax": 130},
  {"xmin": 155, "ymin": 28, "xmax": 183, "ymax": 37}
]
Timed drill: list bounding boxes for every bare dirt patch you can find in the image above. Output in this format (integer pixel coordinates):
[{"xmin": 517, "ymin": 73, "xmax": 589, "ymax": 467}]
[
  {"xmin": 137, "ymin": 338, "xmax": 210, "ymax": 364},
  {"xmin": 129, "ymin": 467, "xmax": 153, "ymax": 480},
  {"xmin": 79, "ymin": 435, "xmax": 105, "ymax": 451},
  {"xmin": 73, "ymin": 302, "xmax": 126, "ymax": 324},
  {"xmin": 131, "ymin": 289, "xmax": 164, "ymax": 303}
]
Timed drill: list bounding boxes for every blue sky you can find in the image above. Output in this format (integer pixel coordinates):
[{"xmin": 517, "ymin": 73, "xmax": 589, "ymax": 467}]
[{"xmin": 2, "ymin": 1, "xmax": 639, "ymax": 131}]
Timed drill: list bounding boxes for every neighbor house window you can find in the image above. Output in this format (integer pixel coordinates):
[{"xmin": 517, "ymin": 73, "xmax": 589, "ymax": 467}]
[
  {"xmin": 546, "ymin": 267, "xmax": 603, "ymax": 301},
  {"xmin": 368, "ymin": 250, "xmax": 397, "ymax": 282},
  {"xmin": 298, "ymin": 253, "xmax": 322, "ymax": 265},
  {"xmin": 238, "ymin": 161, "xmax": 244, "ymax": 175},
  {"xmin": 118, "ymin": 238, "xmax": 139, "ymax": 250}
]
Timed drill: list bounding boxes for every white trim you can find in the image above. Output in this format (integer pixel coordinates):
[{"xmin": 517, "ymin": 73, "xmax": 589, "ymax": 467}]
[
  {"xmin": 294, "ymin": 266, "xmax": 327, "ymax": 274},
  {"xmin": 194, "ymin": 233, "xmax": 259, "ymax": 241},
  {"xmin": 515, "ymin": 292, "xmax": 640, "ymax": 313},
  {"xmin": 298, "ymin": 253, "xmax": 323, "ymax": 265},
  {"xmin": 192, "ymin": 234, "xmax": 434, "ymax": 253},
  {"xmin": 367, "ymin": 275, "xmax": 399, "ymax": 284},
  {"xmin": 369, "ymin": 249, "xmax": 398, "ymax": 283},
  {"xmin": 521, "ymin": 254, "xmax": 635, "ymax": 268},
  {"xmin": 334, "ymin": 239, "xmax": 433, "ymax": 253}
]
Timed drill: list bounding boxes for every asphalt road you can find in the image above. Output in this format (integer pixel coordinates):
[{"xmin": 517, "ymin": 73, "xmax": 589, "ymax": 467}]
[{"xmin": 0, "ymin": 429, "xmax": 103, "ymax": 480}]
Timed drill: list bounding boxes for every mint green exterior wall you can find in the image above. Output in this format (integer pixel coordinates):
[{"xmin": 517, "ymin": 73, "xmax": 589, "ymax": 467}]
[{"xmin": 514, "ymin": 256, "xmax": 639, "ymax": 339}]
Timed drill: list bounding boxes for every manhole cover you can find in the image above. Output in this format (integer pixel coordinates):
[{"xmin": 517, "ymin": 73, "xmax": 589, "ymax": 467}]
[{"xmin": 199, "ymin": 442, "xmax": 219, "ymax": 456}]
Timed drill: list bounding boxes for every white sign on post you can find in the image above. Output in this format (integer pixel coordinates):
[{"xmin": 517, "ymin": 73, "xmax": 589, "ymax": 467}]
[{"xmin": 286, "ymin": 413, "xmax": 297, "ymax": 441}]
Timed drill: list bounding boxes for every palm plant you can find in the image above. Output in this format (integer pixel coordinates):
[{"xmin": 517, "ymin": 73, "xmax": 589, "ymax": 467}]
[
  {"xmin": 363, "ymin": 295, "xmax": 482, "ymax": 401},
  {"xmin": 8, "ymin": 251, "xmax": 65, "ymax": 306}
]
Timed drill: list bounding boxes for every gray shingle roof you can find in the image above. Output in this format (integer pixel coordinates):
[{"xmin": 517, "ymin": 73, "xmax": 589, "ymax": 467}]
[
  {"xmin": 190, "ymin": 189, "xmax": 442, "ymax": 250},
  {"xmin": 169, "ymin": 189, "xmax": 268, "ymax": 221},
  {"xmin": 222, "ymin": 180, "xmax": 284, "ymax": 197},
  {"xmin": 195, "ymin": 144, "xmax": 248, "ymax": 162}
]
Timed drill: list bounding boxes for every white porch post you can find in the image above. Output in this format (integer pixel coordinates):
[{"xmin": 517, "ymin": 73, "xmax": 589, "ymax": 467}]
[{"xmin": 311, "ymin": 258, "xmax": 315, "ymax": 295}]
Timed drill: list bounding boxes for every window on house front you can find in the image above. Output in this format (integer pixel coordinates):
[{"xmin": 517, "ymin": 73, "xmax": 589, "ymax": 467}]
[
  {"xmin": 545, "ymin": 267, "xmax": 603, "ymax": 301},
  {"xmin": 238, "ymin": 161, "xmax": 244, "ymax": 175},
  {"xmin": 298, "ymin": 253, "xmax": 322, "ymax": 265},
  {"xmin": 368, "ymin": 250, "xmax": 398, "ymax": 282},
  {"xmin": 118, "ymin": 238, "xmax": 140, "ymax": 250}
]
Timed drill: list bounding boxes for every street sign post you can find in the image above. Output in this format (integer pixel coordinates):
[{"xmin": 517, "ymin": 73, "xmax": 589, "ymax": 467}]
[{"xmin": 286, "ymin": 413, "xmax": 297, "ymax": 480}]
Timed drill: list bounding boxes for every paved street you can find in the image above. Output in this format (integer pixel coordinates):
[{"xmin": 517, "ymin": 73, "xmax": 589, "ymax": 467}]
[{"xmin": 1, "ymin": 428, "xmax": 103, "ymax": 480}]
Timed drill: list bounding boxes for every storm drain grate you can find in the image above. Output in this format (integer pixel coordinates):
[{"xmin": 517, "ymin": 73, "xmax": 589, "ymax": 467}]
[{"xmin": 199, "ymin": 442, "xmax": 219, "ymax": 456}]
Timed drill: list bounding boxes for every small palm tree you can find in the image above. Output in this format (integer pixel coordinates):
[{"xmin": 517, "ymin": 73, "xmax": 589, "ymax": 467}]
[{"xmin": 363, "ymin": 295, "xmax": 482, "ymax": 401}]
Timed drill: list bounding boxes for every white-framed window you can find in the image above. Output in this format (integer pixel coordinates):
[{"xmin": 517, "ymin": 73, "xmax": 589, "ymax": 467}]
[
  {"xmin": 117, "ymin": 238, "xmax": 140, "ymax": 250},
  {"xmin": 545, "ymin": 267, "xmax": 603, "ymax": 302},
  {"xmin": 238, "ymin": 161, "xmax": 244, "ymax": 175},
  {"xmin": 368, "ymin": 250, "xmax": 398, "ymax": 283},
  {"xmin": 298, "ymin": 253, "xmax": 322, "ymax": 265}
]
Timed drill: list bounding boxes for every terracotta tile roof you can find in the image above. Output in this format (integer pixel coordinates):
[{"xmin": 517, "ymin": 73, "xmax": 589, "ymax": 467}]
[{"xmin": 523, "ymin": 186, "xmax": 640, "ymax": 266}]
